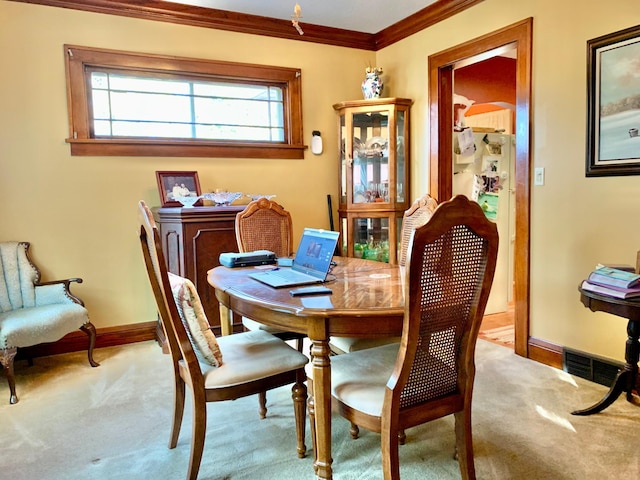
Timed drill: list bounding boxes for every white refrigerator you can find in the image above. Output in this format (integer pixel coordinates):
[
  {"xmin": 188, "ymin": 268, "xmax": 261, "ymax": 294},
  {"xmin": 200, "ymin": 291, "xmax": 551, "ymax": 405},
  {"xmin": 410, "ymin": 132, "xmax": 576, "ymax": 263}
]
[{"xmin": 453, "ymin": 131, "xmax": 515, "ymax": 315}]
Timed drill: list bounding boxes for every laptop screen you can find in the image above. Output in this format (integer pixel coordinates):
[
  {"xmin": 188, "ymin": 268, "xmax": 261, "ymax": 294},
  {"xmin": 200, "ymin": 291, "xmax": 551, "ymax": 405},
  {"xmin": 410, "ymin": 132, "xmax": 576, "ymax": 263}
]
[{"xmin": 292, "ymin": 228, "xmax": 340, "ymax": 277}]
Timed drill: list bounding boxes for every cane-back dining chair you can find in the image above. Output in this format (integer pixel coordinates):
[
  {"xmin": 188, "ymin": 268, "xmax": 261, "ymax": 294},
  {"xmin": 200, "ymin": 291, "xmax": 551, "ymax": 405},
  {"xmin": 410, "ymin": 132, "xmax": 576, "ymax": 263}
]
[
  {"xmin": 310, "ymin": 195, "xmax": 498, "ymax": 480},
  {"xmin": 329, "ymin": 194, "xmax": 439, "ymax": 355},
  {"xmin": 138, "ymin": 200, "xmax": 308, "ymax": 480},
  {"xmin": 0, "ymin": 241, "xmax": 99, "ymax": 404},
  {"xmin": 397, "ymin": 193, "xmax": 439, "ymax": 266},
  {"xmin": 235, "ymin": 198, "xmax": 306, "ymax": 350}
]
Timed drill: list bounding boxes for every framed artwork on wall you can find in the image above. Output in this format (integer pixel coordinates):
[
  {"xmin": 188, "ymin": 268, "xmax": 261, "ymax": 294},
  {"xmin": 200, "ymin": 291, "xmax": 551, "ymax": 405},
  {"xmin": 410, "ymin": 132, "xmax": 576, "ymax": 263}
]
[
  {"xmin": 586, "ymin": 25, "xmax": 640, "ymax": 177},
  {"xmin": 156, "ymin": 171, "xmax": 201, "ymax": 207}
]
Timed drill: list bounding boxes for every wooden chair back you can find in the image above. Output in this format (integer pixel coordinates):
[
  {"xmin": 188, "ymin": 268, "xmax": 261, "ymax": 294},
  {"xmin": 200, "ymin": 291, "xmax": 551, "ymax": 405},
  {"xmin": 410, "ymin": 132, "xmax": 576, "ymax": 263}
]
[
  {"xmin": 235, "ymin": 198, "xmax": 293, "ymax": 258},
  {"xmin": 397, "ymin": 194, "xmax": 438, "ymax": 266},
  {"xmin": 384, "ymin": 194, "xmax": 498, "ymax": 478},
  {"xmin": 140, "ymin": 200, "xmax": 308, "ymax": 480},
  {"xmin": 138, "ymin": 201, "xmax": 203, "ymax": 389}
]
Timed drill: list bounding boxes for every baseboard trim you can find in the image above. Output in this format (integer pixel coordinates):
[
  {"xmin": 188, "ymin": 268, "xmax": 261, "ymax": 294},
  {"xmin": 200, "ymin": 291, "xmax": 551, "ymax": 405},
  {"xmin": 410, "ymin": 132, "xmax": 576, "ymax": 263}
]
[
  {"xmin": 16, "ymin": 321, "xmax": 567, "ymax": 372},
  {"xmin": 17, "ymin": 321, "xmax": 159, "ymax": 360},
  {"xmin": 528, "ymin": 336, "xmax": 563, "ymax": 369}
]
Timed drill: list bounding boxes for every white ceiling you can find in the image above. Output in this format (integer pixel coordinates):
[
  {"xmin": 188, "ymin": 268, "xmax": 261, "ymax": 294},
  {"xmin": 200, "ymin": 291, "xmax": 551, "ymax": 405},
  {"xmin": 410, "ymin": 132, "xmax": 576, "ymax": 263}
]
[{"xmin": 170, "ymin": 0, "xmax": 440, "ymax": 34}]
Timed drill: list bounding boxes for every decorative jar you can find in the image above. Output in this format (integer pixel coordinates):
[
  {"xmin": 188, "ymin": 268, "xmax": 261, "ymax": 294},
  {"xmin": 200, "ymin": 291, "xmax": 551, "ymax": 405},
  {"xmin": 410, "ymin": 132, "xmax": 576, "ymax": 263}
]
[{"xmin": 361, "ymin": 67, "xmax": 384, "ymax": 99}]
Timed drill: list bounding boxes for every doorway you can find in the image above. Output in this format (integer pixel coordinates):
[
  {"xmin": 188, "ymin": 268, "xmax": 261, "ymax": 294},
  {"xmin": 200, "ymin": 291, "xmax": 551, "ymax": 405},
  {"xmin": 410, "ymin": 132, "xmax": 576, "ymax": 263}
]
[{"xmin": 428, "ymin": 18, "xmax": 533, "ymax": 358}]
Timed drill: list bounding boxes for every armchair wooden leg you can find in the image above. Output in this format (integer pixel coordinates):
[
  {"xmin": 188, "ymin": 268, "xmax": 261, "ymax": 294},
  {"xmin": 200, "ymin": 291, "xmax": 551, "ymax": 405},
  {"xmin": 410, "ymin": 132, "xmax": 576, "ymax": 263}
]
[
  {"xmin": 292, "ymin": 371, "xmax": 307, "ymax": 458},
  {"xmin": 0, "ymin": 347, "xmax": 18, "ymax": 404},
  {"xmin": 80, "ymin": 322, "xmax": 100, "ymax": 367},
  {"xmin": 258, "ymin": 391, "xmax": 267, "ymax": 419}
]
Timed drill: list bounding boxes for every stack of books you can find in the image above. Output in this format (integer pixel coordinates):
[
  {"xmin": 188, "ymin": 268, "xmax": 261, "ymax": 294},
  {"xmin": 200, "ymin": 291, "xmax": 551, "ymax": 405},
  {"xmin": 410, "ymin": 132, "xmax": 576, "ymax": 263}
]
[{"xmin": 581, "ymin": 266, "xmax": 640, "ymax": 299}]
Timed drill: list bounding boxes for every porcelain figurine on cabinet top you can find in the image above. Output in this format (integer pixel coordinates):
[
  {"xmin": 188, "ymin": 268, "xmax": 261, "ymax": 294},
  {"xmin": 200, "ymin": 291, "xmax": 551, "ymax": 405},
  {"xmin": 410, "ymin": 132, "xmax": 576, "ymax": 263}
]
[{"xmin": 362, "ymin": 67, "xmax": 384, "ymax": 99}]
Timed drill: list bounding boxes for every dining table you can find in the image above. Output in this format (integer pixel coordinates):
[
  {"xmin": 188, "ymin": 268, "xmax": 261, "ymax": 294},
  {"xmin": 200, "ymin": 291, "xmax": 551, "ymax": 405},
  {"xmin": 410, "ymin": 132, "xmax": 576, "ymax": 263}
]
[{"xmin": 208, "ymin": 257, "xmax": 405, "ymax": 480}]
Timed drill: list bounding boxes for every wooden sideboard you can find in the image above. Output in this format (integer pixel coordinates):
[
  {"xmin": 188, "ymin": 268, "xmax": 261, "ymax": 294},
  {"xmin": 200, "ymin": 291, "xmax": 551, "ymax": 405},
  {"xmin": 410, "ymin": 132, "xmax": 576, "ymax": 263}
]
[{"xmin": 153, "ymin": 205, "xmax": 245, "ymax": 341}]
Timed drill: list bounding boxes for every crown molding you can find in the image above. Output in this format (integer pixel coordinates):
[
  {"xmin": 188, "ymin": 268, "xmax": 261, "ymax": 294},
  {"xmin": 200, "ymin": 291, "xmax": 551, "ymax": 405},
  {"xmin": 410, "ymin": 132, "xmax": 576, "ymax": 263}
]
[
  {"xmin": 10, "ymin": 0, "xmax": 484, "ymax": 51},
  {"xmin": 375, "ymin": 0, "xmax": 485, "ymax": 49}
]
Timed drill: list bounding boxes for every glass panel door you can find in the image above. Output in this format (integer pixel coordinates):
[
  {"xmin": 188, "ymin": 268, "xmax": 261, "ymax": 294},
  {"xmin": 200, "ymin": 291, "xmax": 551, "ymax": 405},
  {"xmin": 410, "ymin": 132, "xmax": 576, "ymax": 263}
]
[
  {"xmin": 339, "ymin": 113, "xmax": 347, "ymax": 204},
  {"xmin": 395, "ymin": 110, "xmax": 406, "ymax": 202},
  {"xmin": 351, "ymin": 110, "xmax": 390, "ymax": 204},
  {"xmin": 352, "ymin": 217, "xmax": 390, "ymax": 262}
]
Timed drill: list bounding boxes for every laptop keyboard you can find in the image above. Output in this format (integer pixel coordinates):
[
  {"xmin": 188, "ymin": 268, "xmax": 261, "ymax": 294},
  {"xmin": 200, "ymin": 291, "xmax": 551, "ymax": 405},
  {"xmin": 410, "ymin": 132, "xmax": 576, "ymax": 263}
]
[{"xmin": 269, "ymin": 268, "xmax": 317, "ymax": 282}]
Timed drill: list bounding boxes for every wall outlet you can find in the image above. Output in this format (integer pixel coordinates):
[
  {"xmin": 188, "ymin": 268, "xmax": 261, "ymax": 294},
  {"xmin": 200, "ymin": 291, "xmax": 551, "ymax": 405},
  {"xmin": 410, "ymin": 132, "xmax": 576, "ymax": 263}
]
[{"xmin": 534, "ymin": 167, "xmax": 545, "ymax": 186}]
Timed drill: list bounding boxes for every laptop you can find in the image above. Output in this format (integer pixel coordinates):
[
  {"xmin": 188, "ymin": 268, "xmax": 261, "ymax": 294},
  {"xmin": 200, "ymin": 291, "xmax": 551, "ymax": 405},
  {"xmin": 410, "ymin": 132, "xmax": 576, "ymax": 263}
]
[{"xmin": 249, "ymin": 228, "xmax": 340, "ymax": 288}]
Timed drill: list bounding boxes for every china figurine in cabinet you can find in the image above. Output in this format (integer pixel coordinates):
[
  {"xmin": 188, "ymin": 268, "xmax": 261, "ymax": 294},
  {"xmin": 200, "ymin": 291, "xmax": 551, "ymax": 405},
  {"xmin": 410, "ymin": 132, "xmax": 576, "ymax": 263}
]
[{"xmin": 333, "ymin": 97, "xmax": 412, "ymax": 264}]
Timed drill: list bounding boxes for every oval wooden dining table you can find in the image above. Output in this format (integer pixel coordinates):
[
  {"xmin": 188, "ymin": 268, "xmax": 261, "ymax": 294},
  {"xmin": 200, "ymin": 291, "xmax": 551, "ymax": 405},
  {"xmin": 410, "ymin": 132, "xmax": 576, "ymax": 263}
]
[{"xmin": 208, "ymin": 257, "xmax": 405, "ymax": 480}]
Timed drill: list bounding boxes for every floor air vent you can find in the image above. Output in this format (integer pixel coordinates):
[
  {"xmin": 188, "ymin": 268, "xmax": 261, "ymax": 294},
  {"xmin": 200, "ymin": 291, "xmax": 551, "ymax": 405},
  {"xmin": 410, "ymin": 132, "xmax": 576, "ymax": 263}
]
[{"xmin": 563, "ymin": 348, "xmax": 622, "ymax": 387}]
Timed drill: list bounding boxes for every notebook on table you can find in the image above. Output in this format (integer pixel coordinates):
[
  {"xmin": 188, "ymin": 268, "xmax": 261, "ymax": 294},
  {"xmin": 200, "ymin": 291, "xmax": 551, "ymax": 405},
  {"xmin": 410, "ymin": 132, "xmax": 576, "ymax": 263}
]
[{"xmin": 249, "ymin": 228, "xmax": 340, "ymax": 288}]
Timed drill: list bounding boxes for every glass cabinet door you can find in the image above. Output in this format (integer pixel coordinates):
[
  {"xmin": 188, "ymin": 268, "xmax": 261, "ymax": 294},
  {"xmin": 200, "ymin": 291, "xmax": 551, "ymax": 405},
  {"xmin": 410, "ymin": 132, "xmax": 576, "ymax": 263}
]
[
  {"xmin": 334, "ymin": 98, "xmax": 412, "ymax": 264},
  {"xmin": 395, "ymin": 110, "xmax": 406, "ymax": 203},
  {"xmin": 339, "ymin": 114, "xmax": 347, "ymax": 204},
  {"xmin": 352, "ymin": 217, "xmax": 390, "ymax": 262},
  {"xmin": 351, "ymin": 110, "xmax": 390, "ymax": 204},
  {"xmin": 339, "ymin": 214, "xmax": 403, "ymax": 263}
]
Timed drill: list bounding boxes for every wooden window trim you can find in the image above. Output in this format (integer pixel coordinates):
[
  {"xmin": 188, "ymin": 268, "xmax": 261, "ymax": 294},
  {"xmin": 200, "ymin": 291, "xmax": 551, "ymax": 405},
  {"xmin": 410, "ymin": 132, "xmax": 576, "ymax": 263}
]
[{"xmin": 64, "ymin": 44, "xmax": 306, "ymax": 159}]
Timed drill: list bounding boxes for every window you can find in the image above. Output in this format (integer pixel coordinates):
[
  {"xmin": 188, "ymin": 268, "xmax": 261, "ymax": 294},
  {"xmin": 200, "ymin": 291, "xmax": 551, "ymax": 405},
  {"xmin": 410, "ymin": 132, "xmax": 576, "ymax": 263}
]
[{"xmin": 64, "ymin": 45, "xmax": 305, "ymax": 158}]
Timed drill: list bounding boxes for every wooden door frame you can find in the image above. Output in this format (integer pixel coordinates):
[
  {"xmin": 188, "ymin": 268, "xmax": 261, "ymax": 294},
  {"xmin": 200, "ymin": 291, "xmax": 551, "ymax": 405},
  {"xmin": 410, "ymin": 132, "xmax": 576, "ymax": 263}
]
[{"xmin": 428, "ymin": 18, "xmax": 532, "ymax": 357}]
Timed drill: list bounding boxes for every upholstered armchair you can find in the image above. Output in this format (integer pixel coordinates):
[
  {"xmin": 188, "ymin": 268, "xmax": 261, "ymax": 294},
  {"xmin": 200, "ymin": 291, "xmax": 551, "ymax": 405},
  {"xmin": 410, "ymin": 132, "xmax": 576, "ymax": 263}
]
[{"xmin": 0, "ymin": 241, "xmax": 99, "ymax": 404}]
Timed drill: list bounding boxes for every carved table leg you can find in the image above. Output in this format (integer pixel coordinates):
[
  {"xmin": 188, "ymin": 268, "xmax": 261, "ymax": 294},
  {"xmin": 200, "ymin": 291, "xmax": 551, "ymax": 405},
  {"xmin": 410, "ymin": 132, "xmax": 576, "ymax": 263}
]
[
  {"xmin": 310, "ymin": 335, "xmax": 333, "ymax": 479},
  {"xmin": 572, "ymin": 319, "xmax": 640, "ymax": 415}
]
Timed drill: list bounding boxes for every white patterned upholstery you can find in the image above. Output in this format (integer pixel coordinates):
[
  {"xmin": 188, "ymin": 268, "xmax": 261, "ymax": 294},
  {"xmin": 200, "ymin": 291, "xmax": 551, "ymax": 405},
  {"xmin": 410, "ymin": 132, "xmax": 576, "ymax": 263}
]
[
  {"xmin": 168, "ymin": 272, "xmax": 223, "ymax": 367},
  {"xmin": 0, "ymin": 242, "xmax": 89, "ymax": 349},
  {"xmin": 0, "ymin": 241, "xmax": 38, "ymax": 311},
  {"xmin": 0, "ymin": 241, "xmax": 98, "ymax": 404},
  {"xmin": 0, "ymin": 303, "xmax": 88, "ymax": 349}
]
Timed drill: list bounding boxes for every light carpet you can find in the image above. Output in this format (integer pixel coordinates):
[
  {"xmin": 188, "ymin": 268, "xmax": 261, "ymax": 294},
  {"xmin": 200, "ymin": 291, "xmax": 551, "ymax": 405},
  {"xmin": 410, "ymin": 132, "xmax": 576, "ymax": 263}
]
[{"xmin": 1, "ymin": 339, "xmax": 639, "ymax": 479}]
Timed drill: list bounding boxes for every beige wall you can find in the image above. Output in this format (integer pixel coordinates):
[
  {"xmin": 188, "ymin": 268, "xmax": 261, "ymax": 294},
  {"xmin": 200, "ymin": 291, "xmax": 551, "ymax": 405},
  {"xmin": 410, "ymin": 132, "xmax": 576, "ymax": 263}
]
[
  {"xmin": 0, "ymin": 2, "xmax": 374, "ymax": 330},
  {"xmin": 3, "ymin": 0, "xmax": 640, "ymax": 361},
  {"xmin": 378, "ymin": 0, "xmax": 640, "ymax": 359}
]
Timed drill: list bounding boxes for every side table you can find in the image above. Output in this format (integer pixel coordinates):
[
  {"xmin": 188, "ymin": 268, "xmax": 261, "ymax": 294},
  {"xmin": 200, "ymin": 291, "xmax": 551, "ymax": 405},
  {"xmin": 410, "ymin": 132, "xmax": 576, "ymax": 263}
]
[{"xmin": 572, "ymin": 285, "xmax": 640, "ymax": 415}]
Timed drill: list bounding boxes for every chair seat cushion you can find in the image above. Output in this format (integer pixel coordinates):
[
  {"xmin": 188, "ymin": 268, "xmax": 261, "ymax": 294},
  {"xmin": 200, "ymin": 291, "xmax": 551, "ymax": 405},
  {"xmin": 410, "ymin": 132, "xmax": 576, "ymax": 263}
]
[
  {"xmin": 316, "ymin": 342, "xmax": 400, "ymax": 417},
  {"xmin": 329, "ymin": 336, "xmax": 401, "ymax": 354},
  {"xmin": 168, "ymin": 273, "xmax": 223, "ymax": 367},
  {"xmin": 242, "ymin": 316, "xmax": 294, "ymax": 336},
  {"xmin": 0, "ymin": 303, "xmax": 88, "ymax": 349},
  {"xmin": 186, "ymin": 330, "xmax": 308, "ymax": 389}
]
